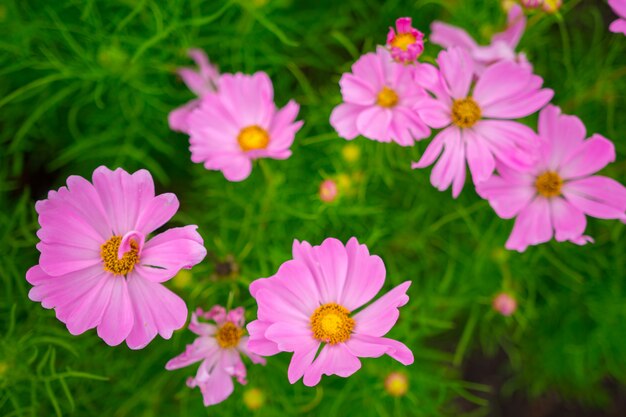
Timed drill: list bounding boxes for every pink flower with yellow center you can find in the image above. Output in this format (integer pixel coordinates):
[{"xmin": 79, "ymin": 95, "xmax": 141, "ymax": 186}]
[
  {"xmin": 26, "ymin": 166, "xmax": 207, "ymax": 348},
  {"xmin": 186, "ymin": 72, "xmax": 303, "ymax": 182},
  {"xmin": 246, "ymin": 237, "xmax": 414, "ymax": 387},
  {"xmin": 609, "ymin": 0, "xmax": 626, "ymax": 35},
  {"xmin": 430, "ymin": 5, "xmax": 530, "ymax": 75},
  {"xmin": 477, "ymin": 105, "xmax": 626, "ymax": 252},
  {"xmin": 166, "ymin": 306, "xmax": 265, "ymax": 407},
  {"xmin": 169, "ymin": 49, "xmax": 220, "ymax": 134},
  {"xmin": 330, "ymin": 47, "xmax": 430, "ymax": 146},
  {"xmin": 386, "ymin": 17, "xmax": 425, "ymax": 63},
  {"xmin": 412, "ymin": 47, "xmax": 553, "ymax": 197}
]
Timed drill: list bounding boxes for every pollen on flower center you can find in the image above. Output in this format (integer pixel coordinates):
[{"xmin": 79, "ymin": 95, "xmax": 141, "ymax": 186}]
[
  {"xmin": 310, "ymin": 303, "xmax": 355, "ymax": 344},
  {"xmin": 377, "ymin": 87, "xmax": 399, "ymax": 108},
  {"xmin": 451, "ymin": 97, "xmax": 482, "ymax": 128},
  {"xmin": 391, "ymin": 33, "xmax": 417, "ymax": 51},
  {"xmin": 238, "ymin": 125, "xmax": 270, "ymax": 152},
  {"xmin": 101, "ymin": 236, "xmax": 139, "ymax": 276},
  {"xmin": 216, "ymin": 322, "xmax": 244, "ymax": 348},
  {"xmin": 535, "ymin": 171, "xmax": 563, "ymax": 197}
]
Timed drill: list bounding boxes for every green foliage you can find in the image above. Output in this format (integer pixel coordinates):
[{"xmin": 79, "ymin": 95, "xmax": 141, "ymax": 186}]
[{"xmin": 1, "ymin": 0, "xmax": 626, "ymax": 415}]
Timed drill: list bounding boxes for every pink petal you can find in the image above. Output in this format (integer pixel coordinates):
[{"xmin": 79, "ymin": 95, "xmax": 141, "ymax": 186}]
[
  {"xmin": 550, "ymin": 197, "xmax": 587, "ymax": 243},
  {"xmin": 134, "ymin": 193, "xmax": 179, "ymax": 236},
  {"xmin": 339, "ymin": 73, "xmax": 376, "ymax": 106},
  {"xmin": 465, "ymin": 128, "xmax": 496, "ymax": 184},
  {"xmin": 265, "ymin": 322, "xmax": 315, "ymax": 352},
  {"xmin": 64, "ymin": 273, "xmax": 116, "ymax": 336},
  {"xmin": 437, "ymin": 47, "xmax": 474, "ymax": 99},
  {"xmin": 37, "ymin": 241, "xmax": 101, "ymax": 277},
  {"xmin": 348, "ymin": 334, "xmax": 414, "ymax": 365},
  {"xmin": 353, "ymin": 281, "xmax": 411, "ymax": 337},
  {"xmin": 538, "ymin": 105, "xmax": 587, "ymax": 170},
  {"xmin": 96, "ymin": 278, "xmax": 134, "ymax": 346},
  {"xmin": 125, "ymin": 274, "xmax": 188, "ymax": 349},
  {"xmin": 197, "ymin": 362, "xmax": 235, "ymax": 406},
  {"xmin": 330, "ymin": 103, "xmax": 366, "ymax": 140},
  {"xmin": 254, "ymin": 287, "xmax": 310, "ymax": 325},
  {"xmin": 475, "ymin": 120, "xmax": 539, "ymax": 171},
  {"xmin": 356, "ymin": 106, "xmax": 392, "ymax": 142},
  {"xmin": 166, "ymin": 337, "xmax": 219, "ymax": 370},
  {"xmin": 302, "ymin": 344, "xmax": 361, "ymax": 387},
  {"xmin": 563, "ymin": 176, "xmax": 626, "ymax": 220},
  {"xmin": 389, "ymin": 107, "xmax": 431, "ymax": 146},
  {"xmin": 609, "ymin": 0, "xmax": 626, "ymax": 19},
  {"xmin": 310, "ymin": 237, "xmax": 350, "ymax": 303},
  {"xmin": 475, "ymin": 174, "xmax": 535, "ymax": 219},
  {"xmin": 137, "ymin": 225, "xmax": 206, "ymax": 283},
  {"xmin": 412, "ymin": 127, "xmax": 455, "ymax": 169},
  {"xmin": 351, "ymin": 52, "xmax": 385, "ymax": 91},
  {"xmin": 287, "ymin": 340, "xmax": 320, "ymax": 384},
  {"xmin": 559, "ymin": 134, "xmax": 616, "ymax": 180},
  {"xmin": 473, "ymin": 61, "xmax": 532, "ymax": 110},
  {"xmin": 610, "ymin": 19, "xmax": 626, "ymax": 35},
  {"xmin": 430, "ymin": 22, "xmax": 478, "ymax": 52},
  {"xmin": 429, "ymin": 127, "xmax": 466, "ymax": 197},
  {"xmin": 339, "ymin": 237, "xmax": 386, "ymax": 311},
  {"xmin": 505, "ymin": 198, "xmax": 553, "ymax": 252},
  {"xmin": 246, "ymin": 320, "xmax": 280, "ymax": 356},
  {"xmin": 237, "ymin": 336, "xmax": 267, "ymax": 365},
  {"xmin": 492, "ymin": 5, "xmax": 526, "ymax": 47},
  {"xmin": 415, "ymin": 96, "xmax": 451, "ymax": 129},
  {"xmin": 268, "ymin": 100, "xmax": 302, "ymax": 150}
]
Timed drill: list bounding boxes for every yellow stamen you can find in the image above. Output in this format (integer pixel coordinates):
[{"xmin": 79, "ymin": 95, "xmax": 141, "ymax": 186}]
[
  {"xmin": 535, "ymin": 171, "xmax": 563, "ymax": 197},
  {"xmin": 451, "ymin": 97, "xmax": 482, "ymax": 128},
  {"xmin": 391, "ymin": 33, "xmax": 416, "ymax": 51},
  {"xmin": 216, "ymin": 322, "xmax": 244, "ymax": 348},
  {"xmin": 101, "ymin": 236, "xmax": 139, "ymax": 276},
  {"xmin": 377, "ymin": 87, "xmax": 399, "ymax": 108},
  {"xmin": 238, "ymin": 125, "xmax": 270, "ymax": 152},
  {"xmin": 310, "ymin": 303, "xmax": 355, "ymax": 344}
]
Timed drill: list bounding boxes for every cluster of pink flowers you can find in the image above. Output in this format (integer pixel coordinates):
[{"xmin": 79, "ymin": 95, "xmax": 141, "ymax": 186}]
[{"xmin": 330, "ymin": 8, "xmax": 626, "ymax": 252}]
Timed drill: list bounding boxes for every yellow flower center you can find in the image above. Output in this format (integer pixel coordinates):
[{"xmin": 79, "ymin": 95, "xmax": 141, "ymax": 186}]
[
  {"xmin": 216, "ymin": 322, "xmax": 244, "ymax": 348},
  {"xmin": 535, "ymin": 171, "xmax": 563, "ymax": 197},
  {"xmin": 451, "ymin": 97, "xmax": 482, "ymax": 128},
  {"xmin": 310, "ymin": 303, "xmax": 355, "ymax": 344},
  {"xmin": 391, "ymin": 33, "xmax": 416, "ymax": 51},
  {"xmin": 237, "ymin": 125, "xmax": 270, "ymax": 152},
  {"xmin": 101, "ymin": 236, "xmax": 139, "ymax": 276},
  {"xmin": 377, "ymin": 87, "xmax": 399, "ymax": 108}
]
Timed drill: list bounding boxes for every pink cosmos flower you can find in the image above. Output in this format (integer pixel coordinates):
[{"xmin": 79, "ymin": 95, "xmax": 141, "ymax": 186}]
[
  {"xmin": 165, "ymin": 306, "xmax": 265, "ymax": 406},
  {"xmin": 319, "ymin": 179, "xmax": 338, "ymax": 203},
  {"xmin": 386, "ymin": 17, "xmax": 425, "ymax": 63},
  {"xmin": 169, "ymin": 49, "xmax": 220, "ymax": 133},
  {"xmin": 492, "ymin": 293, "xmax": 517, "ymax": 316},
  {"xmin": 186, "ymin": 72, "xmax": 303, "ymax": 182},
  {"xmin": 330, "ymin": 47, "xmax": 430, "ymax": 146},
  {"xmin": 477, "ymin": 105, "xmax": 626, "ymax": 252},
  {"xmin": 26, "ymin": 166, "xmax": 207, "ymax": 349},
  {"xmin": 430, "ymin": 5, "xmax": 530, "ymax": 75},
  {"xmin": 246, "ymin": 237, "xmax": 414, "ymax": 387},
  {"xmin": 412, "ymin": 47, "xmax": 553, "ymax": 197},
  {"xmin": 609, "ymin": 0, "xmax": 626, "ymax": 35}
]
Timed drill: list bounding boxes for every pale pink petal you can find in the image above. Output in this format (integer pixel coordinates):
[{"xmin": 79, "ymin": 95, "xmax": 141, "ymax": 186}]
[
  {"xmin": 415, "ymin": 96, "xmax": 451, "ymax": 129},
  {"xmin": 538, "ymin": 106, "xmax": 587, "ymax": 170},
  {"xmin": 351, "ymin": 52, "xmax": 385, "ymax": 91},
  {"xmin": 437, "ymin": 47, "xmax": 474, "ymax": 99},
  {"xmin": 348, "ymin": 334, "xmax": 414, "ymax": 365},
  {"xmin": 254, "ymin": 287, "xmax": 310, "ymax": 325},
  {"xmin": 96, "ymin": 278, "xmax": 134, "ymax": 346},
  {"xmin": 302, "ymin": 344, "xmax": 361, "ymax": 387},
  {"xmin": 610, "ymin": 19, "xmax": 626, "ymax": 34},
  {"xmin": 473, "ymin": 61, "xmax": 532, "ymax": 109},
  {"xmin": 550, "ymin": 197, "xmax": 588, "ymax": 243},
  {"xmin": 356, "ymin": 106, "xmax": 392, "ymax": 142},
  {"xmin": 137, "ymin": 225, "xmax": 206, "ymax": 283},
  {"xmin": 265, "ymin": 322, "xmax": 315, "ymax": 352},
  {"xmin": 330, "ymin": 103, "xmax": 366, "ymax": 140},
  {"xmin": 198, "ymin": 362, "xmax": 235, "ymax": 406},
  {"xmin": 339, "ymin": 73, "xmax": 376, "ymax": 105},
  {"xmin": 339, "ymin": 237, "xmax": 386, "ymax": 311},
  {"xmin": 505, "ymin": 198, "xmax": 553, "ymax": 252},
  {"xmin": 492, "ymin": 5, "xmax": 526, "ymax": 47},
  {"xmin": 64, "ymin": 274, "xmax": 116, "ymax": 336},
  {"xmin": 166, "ymin": 337, "xmax": 219, "ymax": 370},
  {"xmin": 37, "ymin": 241, "xmax": 101, "ymax": 277},
  {"xmin": 389, "ymin": 107, "xmax": 431, "ymax": 145},
  {"xmin": 412, "ymin": 127, "xmax": 455, "ymax": 169},
  {"xmin": 246, "ymin": 320, "xmax": 280, "ymax": 356},
  {"xmin": 476, "ymin": 174, "xmax": 535, "ymax": 219},
  {"xmin": 429, "ymin": 128, "xmax": 466, "ymax": 197},
  {"xmin": 563, "ymin": 176, "xmax": 626, "ymax": 220},
  {"xmin": 134, "ymin": 193, "xmax": 179, "ymax": 236},
  {"xmin": 189, "ymin": 311, "xmax": 217, "ymax": 336},
  {"xmin": 268, "ymin": 100, "xmax": 302, "ymax": 150},
  {"xmin": 287, "ymin": 340, "xmax": 320, "ymax": 384},
  {"xmin": 125, "ymin": 274, "xmax": 188, "ymax": 349},
  {"xmin": 475, "ymin": 120, "xmax": 539, "ymax": 171},
  {"xmin": 559, "ymin": 134, "xmax": 616, "ymax": 179},
  {"xmin": 430, "ymin": 22, "xmax": 478, "ymax": 51},
  {"xmin": 237, "ymin": 336, "xmax": 267, "ymax": 365},
  {"xmin": 311, "ymin": 237, "xmax": 349, "ymax": 303},
  {"xmin": 465, "ymin": 128, "xmax": 496, "ymax": 184},
  {"xmin": 353, "ymin": 281, "xmax": 411, "ymax": 337}
]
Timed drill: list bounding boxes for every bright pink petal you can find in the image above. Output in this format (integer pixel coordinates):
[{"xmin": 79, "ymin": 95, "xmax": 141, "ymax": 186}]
[
  {"xmin": 97, "ymin": 278, "xmax": 134, "ymax": 346},
  {"xmin": 563, "ymin": 176, "xmax": 626, "ymax": 220},
  {"xmin": 610, "ymin": 19, "xmax": 626, "ymax": 35},
  {"xmin": 356, "ymin": 106, "xmax": 392, "ymax": 142},
  {"xmin": 348, "ymin": 334, "xmax": 414, "ymax": 365},
  {"xmin": 265, "ymin": 322, "xmax": 315, "ymax": 352},
  {"xmin": 473, "ymin": 61, "xmax": 532, "ymax": 109},
  {"xmin": 609, "ymin": 0, "xmax": 626, "ymax": 19},
  {"xmin": 134, "ymin": 193, "xmax": 179, "ymax": 236},
  {"xmin": 287, "ymin": 340, "xmax": 320, "ymax": 384},
  {"xmin": 137, "ymin": 225, "xmax": 206, "ymax": 283},
  {"xmin": 492, "ymin": 5, "xmax": 526, "ymax": 47},
  {"xmin": 550, "ymin": 197, "xmax": 588, "ymax": 243},
  {"xmin": 465, "ymin": 128, "xmax": 496, "ymax": 184},
  {"xmin": 237, "ymin": 336, "xmax": 267, "ymax": 365},
  {"xmin": 476, "ymin": 174, "xmax": 535, "ymax": 219},
  {"xmin": 330, "ymin": 103, "xmax": 366, "ymax": 140},
  {"xmin": 415, "ymin": 96, "xmax": 451, "ymax": 129},
  {"xmin": 339, "ymin": 237, "xmax": 386, "ymax": 311},
  {"xmin": 429, "ymin": 128, "xmax": 466, "ymax": 197},
  {"xmin": 430, "ymin": 22, "xmax": 478, "ymax": 51},
  {"xmin": 246, "ymin": 320, "xmax": 280, "ymax": 356},
  {"xmin": 197, "ymin": 361, "xmax": 235, "ymax": 406},
  {"xmin": 64, "ymin": 274, "xmax": 116, "ymax": 337},
  {"xmin": 559, "ymin": 134, "xmax": 616, "ymax": 179},
  {"xmin": 339, "ymin": 73, "xmax": 376, "ymax": 105},
  {"xmin": 475, "ymin": 120, "xmax": 539, "ymax": 171},
  {"xmin": 302, "ymin": 344, "xmax": 361, "ymax": 387},
  {"xmin": 268, "ymin": 100, "xmax": 302, "ymax": 150},
  {"xmin": 37, "ymin": 241, "xmax": 101, "ymax": 277},
  {"xmin": 538, "ymin": 106, "xmax": 587, "ymax": 170},
  {"xmin": 353, "ymin": 281, "xmax": 411, "ymax": 337},
  {"xmin": 437, "ymin": 47, "xmax": 474, "ymax": 99},
  {"xmin": 505, "ymin": 198, "xmax": 553, "ymax": 252},
  {"xmin": 412, "ymin": 127, "xmax": 455, "ymax": 169}
]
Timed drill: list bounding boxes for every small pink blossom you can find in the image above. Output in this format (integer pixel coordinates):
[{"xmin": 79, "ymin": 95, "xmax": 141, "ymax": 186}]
[
  {"xmin": 169, "ymin": 49, "xmax": 220, "ymax": 133},
  {"xmin": 166, "ymin": 306, "xmax": 266, "ymax": 407},
  {"xmin": 386, "ymin": 17, "xmax": 425, "ymax": 63},
  {"xmin": 492, "ymin": 293, "xmax": 517, "ymax": 316},
  {"xmin": 412, "ymin": 47, "xmax": 553, "ymax": 197},
  {"xmin": 330, "ymin": 47, "xmax": 430, "ymax": 146},
  {"xmin": 319, "ymin": 179, "xmax": 338, "ymax": 203},
  {"xmin": 26, "ymin": 166, "xmax": 207, "ymax": 348},
  {"xmin": 186, "ymin": 72, "xmax": 303, "ymax": 182},
  {"xmin": 247, "ymin": 237, "xmax": 414, "ymax": 387},
  {"xmin": 609, "ymin": 0, "xmax": 626, "ymax": 35},
  {"xmin": 477, "ymin": 105, "xmax": 626, "ymax": 252},
  {"xmin": 430, "ymin": 5, "xmax": 530, "ymax": 75}
]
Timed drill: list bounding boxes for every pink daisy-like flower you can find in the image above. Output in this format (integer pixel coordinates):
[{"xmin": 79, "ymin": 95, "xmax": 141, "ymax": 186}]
[
  {"xmin": 169, "ymin": 49, "xmax": 220, "ymax": 133},
  {"xmin": 386, "ymin": 17, "xmax": 425, "ymax": 63},
  {"xmin": 609, "ymin": 0, "xmax": 626, "ymax": 35},
  {"xmin": 477, "ymin": 105, "xmax": 626, "ymax": 252},
  {"xmin": 412, "ymin": 47, "xmax": 553, "ymax": 197},
  {"xmin": 330, "ymin": 47, "xmax": 430, "ymax": 146},
  {"xmin": 246, "ymin": 237, "xmax": 414, "ymax": 387},
  {"xmin": 186, "ymin": 72, "xmax": 303, "ymax": 182},
  {"xmin": 26, "ymin": 166, "xmax": 207, "ymax": 349},
  {"xmin": 430, "ymin": 5, "xmax": 530, "ymax": 75},
  {"xmin": 165, "ymin": 306, "xmax": 265, "ymax": 407}
]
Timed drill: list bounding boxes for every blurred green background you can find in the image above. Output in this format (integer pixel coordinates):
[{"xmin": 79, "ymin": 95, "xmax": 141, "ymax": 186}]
[{"xmin": 2, "ymin": 0, "xmax": 626, "ymax": 416}]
